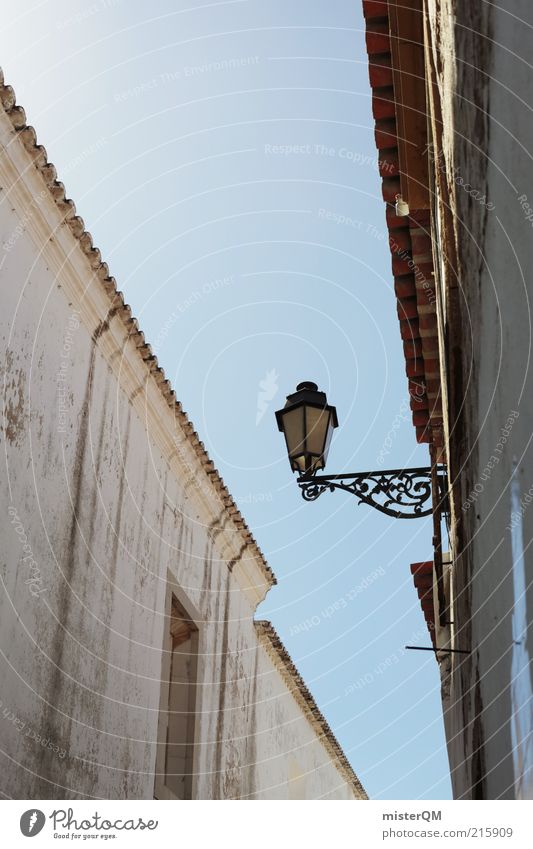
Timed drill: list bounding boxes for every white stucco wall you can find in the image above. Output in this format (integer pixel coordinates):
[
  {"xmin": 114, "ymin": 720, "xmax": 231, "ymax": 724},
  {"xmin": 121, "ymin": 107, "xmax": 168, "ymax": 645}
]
[{"xmin": 0, "ymin": 104, "xmax": 363, "ymax": 800}]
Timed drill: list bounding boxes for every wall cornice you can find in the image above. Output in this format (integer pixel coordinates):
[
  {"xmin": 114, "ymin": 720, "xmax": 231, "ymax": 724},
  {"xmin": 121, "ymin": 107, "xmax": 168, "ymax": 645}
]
[{"xmin": 0, "ymin": 77, "xmax": 275, "ymax": 609}]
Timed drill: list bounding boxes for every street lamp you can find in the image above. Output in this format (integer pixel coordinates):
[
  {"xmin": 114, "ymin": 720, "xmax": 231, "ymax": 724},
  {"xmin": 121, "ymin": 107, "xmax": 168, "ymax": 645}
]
[
  {"xmin": 274, "ymin": 381, "xmax": 339, "ymax": 476},
  {"xmin": 275, "ymin": 382, "xmax": 446, "ymax": 519}
]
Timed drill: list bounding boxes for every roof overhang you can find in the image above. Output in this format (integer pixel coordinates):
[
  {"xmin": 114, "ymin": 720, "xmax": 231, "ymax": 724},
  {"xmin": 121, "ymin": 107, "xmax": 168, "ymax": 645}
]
[{"xmin": 363, "ymin": 0, "xmax": 443, "ymax": 447}]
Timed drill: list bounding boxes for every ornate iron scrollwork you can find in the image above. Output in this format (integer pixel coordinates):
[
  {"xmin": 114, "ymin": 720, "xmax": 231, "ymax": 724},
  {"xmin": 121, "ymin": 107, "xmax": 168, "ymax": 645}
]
[{"xmin": 298, "ymin": 466, "xmax": 444, "ymax": 519}]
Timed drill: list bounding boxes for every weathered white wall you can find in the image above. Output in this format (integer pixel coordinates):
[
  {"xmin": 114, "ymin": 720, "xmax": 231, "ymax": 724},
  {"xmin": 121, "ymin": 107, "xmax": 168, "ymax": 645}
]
[
  {"xmin": 251, "ymin": 626, "xmax": 356, "ymax": 800},
  {"xmin": 427, "ymin": 0, "xmax": 533, "ymax": 800},
  {"xmin": 0, "ymin": 109, "xmax": 363, "ymax": 800}
]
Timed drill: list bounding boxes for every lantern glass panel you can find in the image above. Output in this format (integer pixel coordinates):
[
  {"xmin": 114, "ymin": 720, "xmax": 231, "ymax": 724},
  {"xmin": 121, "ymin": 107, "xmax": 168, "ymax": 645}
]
[
  {"xmin": 305, "ymin": 406, "xmax": 330, "ymax": 457},
  {"xmin": 280, "ymin": 406, "xmax": 305, "ymax": 463},
  {"xmin": 322, "ymin": 417, "xmax": 335, "ymax": 465}
]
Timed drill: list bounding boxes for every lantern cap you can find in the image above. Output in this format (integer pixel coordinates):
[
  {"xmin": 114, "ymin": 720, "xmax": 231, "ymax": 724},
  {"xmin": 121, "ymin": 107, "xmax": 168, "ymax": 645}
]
[{"xmin": 276, "ymin": 382, "xmax": 339, "ymax": 430}]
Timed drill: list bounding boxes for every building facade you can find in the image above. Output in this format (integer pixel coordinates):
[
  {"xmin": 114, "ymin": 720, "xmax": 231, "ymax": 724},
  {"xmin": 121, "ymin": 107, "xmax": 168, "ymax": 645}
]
[
  {"xmin": 363, "ymin": 0, "xmax": 533, "ymax": 799},
  {"xmin": 0, "ymin": 73, "xmax": 366, "ymax": 800}
]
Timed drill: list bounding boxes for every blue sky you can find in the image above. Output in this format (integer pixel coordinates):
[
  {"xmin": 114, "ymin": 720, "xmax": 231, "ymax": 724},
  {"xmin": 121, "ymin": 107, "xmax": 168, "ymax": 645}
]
[{"xmin": 2, "ymin": 0, "xmax": 451, "ymax": 798}]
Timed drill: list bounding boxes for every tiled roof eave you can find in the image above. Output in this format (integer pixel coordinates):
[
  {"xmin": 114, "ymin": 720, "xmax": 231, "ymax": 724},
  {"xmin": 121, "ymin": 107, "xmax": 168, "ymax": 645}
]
[
  {"xmin": 0, "ymin": 69, "xmax": 276, "ymax": 590},
  {"xmin": 255, "ymin": 620, "xmax": 368, "ymax": 799},
  {"xmin": 363, "ymin": 0, "xmax": 443, "ymax": 445},
  {"xmin": 410, "ymin": 561, "xmax": 437, "ymax": 646}
]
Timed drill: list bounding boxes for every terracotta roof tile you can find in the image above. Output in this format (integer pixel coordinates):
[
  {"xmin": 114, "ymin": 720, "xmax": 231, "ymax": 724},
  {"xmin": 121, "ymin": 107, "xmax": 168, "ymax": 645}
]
[
  {"xmin": 362, "ymin": 3, "xmax": 442, "ymax": 444},
  {"xmin": 410, "ymin": 561, "xmax": 436, "ymax": 645}
]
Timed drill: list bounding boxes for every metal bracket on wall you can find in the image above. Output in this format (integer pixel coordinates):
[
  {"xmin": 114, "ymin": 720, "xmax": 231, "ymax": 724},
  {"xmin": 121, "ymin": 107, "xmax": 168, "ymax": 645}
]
[
  {"xmin": 297, "ymin": 465, "xmax": 447, "ymax": 519},
  {"xmin": 405, "ymin": 645, "xmax": 471, "ymax": 655}
]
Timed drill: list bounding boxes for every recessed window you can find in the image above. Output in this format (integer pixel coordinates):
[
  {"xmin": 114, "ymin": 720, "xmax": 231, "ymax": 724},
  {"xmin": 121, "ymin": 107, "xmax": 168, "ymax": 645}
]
[{"xmin": 155, "ymin": 594, "xmax": 198, "ymax": 800}]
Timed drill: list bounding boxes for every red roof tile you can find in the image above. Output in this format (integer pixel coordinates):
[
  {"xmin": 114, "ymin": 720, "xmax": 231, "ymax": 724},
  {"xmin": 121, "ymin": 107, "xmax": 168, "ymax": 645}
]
[
  {"xmin": 410, "ymin": 561, "xmax": 436, "ymax": 645},
  {"xmin": 362, "ymin": 1, "xmax": 442, "ymax": 445}
]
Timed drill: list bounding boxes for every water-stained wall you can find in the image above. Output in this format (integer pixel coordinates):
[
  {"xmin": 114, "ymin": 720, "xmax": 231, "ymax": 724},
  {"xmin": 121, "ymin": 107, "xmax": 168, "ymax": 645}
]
[
  {"xmin": 426, "ymin": 0, "xmax": 533, "ymax": 800},
  {"xmin": 0, "ymin": 104, "xmax": 363, "ymax": 800}
]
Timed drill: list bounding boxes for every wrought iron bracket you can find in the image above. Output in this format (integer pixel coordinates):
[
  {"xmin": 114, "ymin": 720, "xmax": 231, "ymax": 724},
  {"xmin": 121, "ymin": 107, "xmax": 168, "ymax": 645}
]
[{"xmin": 297, "ymin": 466, "xmax": 447, "ymax": 519}]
